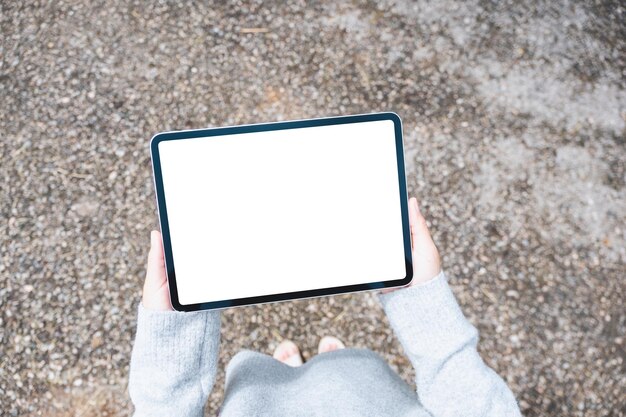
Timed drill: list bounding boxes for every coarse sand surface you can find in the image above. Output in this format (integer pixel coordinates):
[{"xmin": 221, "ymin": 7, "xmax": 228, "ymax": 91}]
[{"xmin": 1, "ymin": 1, "xmax": 624, "ymax": 416}]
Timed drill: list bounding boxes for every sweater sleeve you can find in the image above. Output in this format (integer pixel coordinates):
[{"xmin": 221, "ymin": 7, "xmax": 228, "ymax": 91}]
[
  {"xmin": 379, "ymin": 272, "xmax": 521, "ymax": 417},
  {"xmin": 128, "ymin": 303, "xmax": 221, "ymax": 417}
]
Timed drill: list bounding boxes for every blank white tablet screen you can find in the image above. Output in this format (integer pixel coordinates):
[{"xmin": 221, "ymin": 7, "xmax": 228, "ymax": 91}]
[{"xmin": 158, "ymin": 119, "xmax": 406, "ymax": 305}]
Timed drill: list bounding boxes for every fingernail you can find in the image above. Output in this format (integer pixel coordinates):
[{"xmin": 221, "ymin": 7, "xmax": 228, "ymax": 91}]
[{"xmin": 150, "ymin": 231, "xmax": 157, "ymax": 247}]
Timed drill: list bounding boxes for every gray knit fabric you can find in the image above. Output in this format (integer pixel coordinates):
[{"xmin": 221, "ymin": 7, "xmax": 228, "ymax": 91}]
[{"xmin": 129, "ymin": 272, "xmax": 522, "ymax": 416}]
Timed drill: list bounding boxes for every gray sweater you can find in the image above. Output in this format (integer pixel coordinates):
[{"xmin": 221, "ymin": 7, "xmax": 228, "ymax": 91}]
[{"xmin": 129, "ymin": 272, "xmax": 522, "ymax": 416}]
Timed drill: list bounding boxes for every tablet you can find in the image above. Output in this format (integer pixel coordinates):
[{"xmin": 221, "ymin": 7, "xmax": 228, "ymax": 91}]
[{"xmin": 150, "ymin": 112, "xmax": 413, "ymax": 311}]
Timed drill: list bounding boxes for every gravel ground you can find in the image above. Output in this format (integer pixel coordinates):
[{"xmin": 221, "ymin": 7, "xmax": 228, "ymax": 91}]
[{"xmin": 1, "ymin": 1, "xmax": 625, "ymax": 416}]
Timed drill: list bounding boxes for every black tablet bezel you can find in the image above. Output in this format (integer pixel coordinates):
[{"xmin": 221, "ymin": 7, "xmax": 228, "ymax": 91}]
[{"xmin": 150, "ymin": 112, "xmax": 413, "ymax": 311}]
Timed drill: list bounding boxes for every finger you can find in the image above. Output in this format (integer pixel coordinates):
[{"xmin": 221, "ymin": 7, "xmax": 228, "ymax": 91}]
[
  {"xmin": 143, "ymin": 230, "xmax": 172, "ymax": 310},
  {"xmin": 408, "ymin": 197, "xmax": 422, "ymax": 251},
  {"xmin": 145, "ymin": 230, "xmax": 167, "ymax": 289},
  {"xmin": 410, "ymin": 198, "xmax": 437, "ymax": 248},
  {"xmin": 409, "ymin": 199, "xmax": 442, "ymax": 282}
]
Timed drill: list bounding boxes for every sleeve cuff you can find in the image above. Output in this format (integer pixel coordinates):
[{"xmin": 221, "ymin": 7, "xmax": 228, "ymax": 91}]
[
  {"xmin": 129, "ymin": 305, "xmax": 222, "ymax": 416},
  {"xmin": 378, "ymin": 271, "xmax": 477, "ymax": 358},
  {"xmin": 378, "ymin": 270, "xmax": 447, "ymax": 304},
  {"xmin": 132, "ymin": 304, "xmax": 220, "ymax": 374}
]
